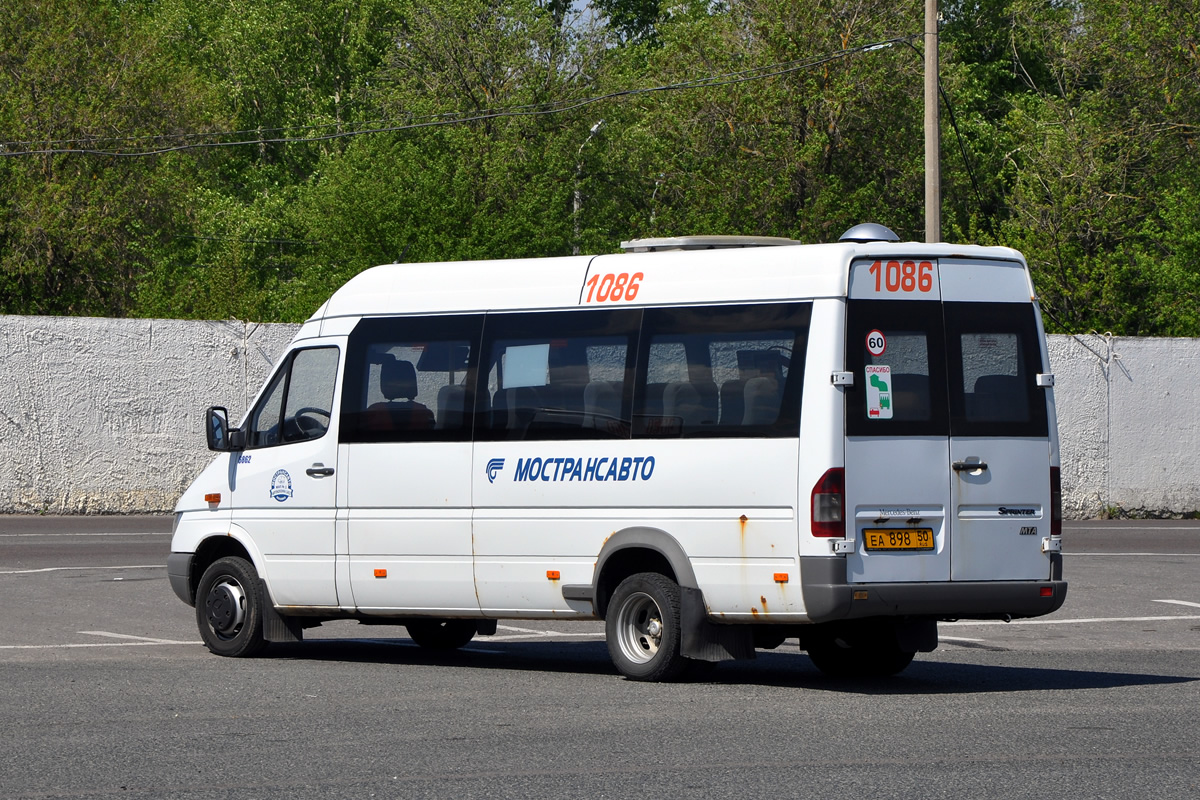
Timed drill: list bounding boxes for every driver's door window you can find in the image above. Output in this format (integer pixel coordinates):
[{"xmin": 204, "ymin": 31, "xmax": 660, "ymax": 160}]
[{"xmin": 248, "ymin": 347, "xmax": 339, "ymax": 448}]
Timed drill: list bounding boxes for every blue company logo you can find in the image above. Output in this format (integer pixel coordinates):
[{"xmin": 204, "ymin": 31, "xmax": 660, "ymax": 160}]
[
  {"xmin": 510, "ymin": 455, "xmax": 656, "ymax": 483},
  {"xmin": 269, "ymin": 469, "xmax": 293, "ymax": 502},
  {"xmin": 486, "ymin": 458, "xmax": 505, "ymax": 483}
]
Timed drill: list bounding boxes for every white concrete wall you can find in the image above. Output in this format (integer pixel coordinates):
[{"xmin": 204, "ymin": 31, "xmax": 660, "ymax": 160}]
[
  {"xmin": 1049, "ymin": 334, "xmax": 1200, "ymax": 518},
  {"xmin": 1, "ymin": 316, "xmax": 1197, "ymax": 517},
  {"xmin": 0, "ymin": 316, "xmax": 297, "ymax": 514}
]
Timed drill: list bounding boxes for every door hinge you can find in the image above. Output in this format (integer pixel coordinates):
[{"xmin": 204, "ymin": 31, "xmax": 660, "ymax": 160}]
[
  {"xmin": 832, "ymin": 539, "xmax": 855, "ymax": 554},
  {"xmin": 1041, "ymin": 537, "xmax": 1062, "ymax": 554},
  {"xmin": 1036, "ymin": 373, "xmax": 1055, "ymax": 387},
  {"xmin": 831, "ymin": 371, "xmax": 855, "ymax": 386}
]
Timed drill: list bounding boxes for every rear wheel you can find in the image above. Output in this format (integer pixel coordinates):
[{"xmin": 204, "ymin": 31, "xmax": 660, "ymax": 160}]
[
  {"xmin": 606, "ymin": 572, "xmax": 689, "ymax": 682},
  {"xmin": 196, "ymin": 556, "xmax": 267, "ymax": 657},
  {"xmin": 406, "ymin": 619, "xmax": 477, "ymax": 650},
  {"xmin": 805, "ymin": 621, "xmax": 915, "ymax": 678}
]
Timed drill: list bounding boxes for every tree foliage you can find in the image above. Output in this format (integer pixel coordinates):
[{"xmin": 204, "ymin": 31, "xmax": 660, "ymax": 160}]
[{"xmin": 1, "ymin": 0, "xmax": 1197, "ymax": 334}]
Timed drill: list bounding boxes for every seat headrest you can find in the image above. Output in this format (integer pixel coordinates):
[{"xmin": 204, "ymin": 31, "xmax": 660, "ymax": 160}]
[{"xmin": 380, "ymin": 357, "xmax": 418, "ymax": 401}]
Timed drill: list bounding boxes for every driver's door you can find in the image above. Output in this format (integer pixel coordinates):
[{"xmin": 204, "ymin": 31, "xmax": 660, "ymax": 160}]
[{"xmin": 232, "ymin": 341, "xmax": 343, "ymax": 608}]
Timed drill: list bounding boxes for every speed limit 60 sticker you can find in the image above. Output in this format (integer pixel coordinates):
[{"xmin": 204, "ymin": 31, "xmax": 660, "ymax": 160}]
[{"xmin": 866, "ymin": 330, "xmax": 887, "ymax": 356}]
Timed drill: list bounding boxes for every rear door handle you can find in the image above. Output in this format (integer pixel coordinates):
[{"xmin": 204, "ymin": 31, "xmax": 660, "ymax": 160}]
[
  {"xmin": 306, "ymin": 464, "xmax": 335, "ymax": 477},
  {"xmin": 952, "ymin": 461, "xmax": 988, "ymax": 472}
]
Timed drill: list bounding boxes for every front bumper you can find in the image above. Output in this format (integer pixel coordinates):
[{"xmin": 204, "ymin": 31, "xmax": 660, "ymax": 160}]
[{"xmin": 167, "ymin": 552, "xmax": 194, "ymax": 606}]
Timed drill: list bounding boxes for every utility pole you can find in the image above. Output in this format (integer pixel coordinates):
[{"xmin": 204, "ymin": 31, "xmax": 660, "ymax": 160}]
[
  {"xmin": 573, "ymin": 120, "xmax": 605, "ymax": 256},
  {"xmin": 924, "ymin": 0, "xmax": 940, "ymax": 243}
]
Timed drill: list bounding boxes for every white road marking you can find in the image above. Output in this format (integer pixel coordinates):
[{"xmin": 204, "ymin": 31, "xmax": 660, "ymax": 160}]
[
  {"xmin": 0, "ymin": 532, "xmax": 170, "ymax": 538},
  {"xmin": 946, "ymin": 614, "xmax": 1200, "ymax": 627},
  {"xmin": 1065, "ymin": 553, "xmax": 1200, "ymax": 557},
  {"xmin": 0, "ymin": 565, "xmax": 162, "ymax": 575},
  {"xmin": 1152, "ymin": 599, "xmax": 1200, "ymax": 609},
  {"xmin": 0, "ymin": 640, "xmax": 200, "ymax": 650},
  {"xmin": 939, "ymin": 635, "xmax": 985, "ymax": 643},
  {"xmin": 1066, "ymin": 525, "xmax": 1200, "ymax": 530},
  {"xmin": 487, "ymin": 632, "xmax": 605, "ymax": 641},
  {"xmin": 489, "ymin": 625, "xmax": 605, "ymax": 641},
  {"xmin": 495, "ymin": 624, "xmax": 554, "ymax": 635},
  {"xmin": 78, "ymin": 631, "xmax": 188, "ymax": 644}
]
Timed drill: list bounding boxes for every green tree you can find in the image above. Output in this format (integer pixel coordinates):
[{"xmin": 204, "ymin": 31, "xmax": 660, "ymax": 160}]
[
  {"xmin": 581, "ymin": 0, "xmax": 925, "ymax": 249},
  {"xmin": 131, "ymin": 0, "xmax": 407, "ymax": 320},
  {"xmin": 0, "ymin": 1, "xmax": 212, "ymax": 316},
  {"xmin": 989, "ymin": 0, "xmax": 1200, "ymax": 333},
  {"xmin": 279, "ymin": 0, "xmax": 606, "ymax": 318}
]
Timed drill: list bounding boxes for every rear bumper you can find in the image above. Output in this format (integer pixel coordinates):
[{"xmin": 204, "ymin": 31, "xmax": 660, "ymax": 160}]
[{"xmin": 800, "ymin": 555, "xmax": 1067, "ymax": 623}]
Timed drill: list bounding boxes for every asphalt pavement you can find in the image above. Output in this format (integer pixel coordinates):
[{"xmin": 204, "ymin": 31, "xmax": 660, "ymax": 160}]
[{"xmin": 1, "ymin": 516, "xmax": 1197, "ymax": 799}]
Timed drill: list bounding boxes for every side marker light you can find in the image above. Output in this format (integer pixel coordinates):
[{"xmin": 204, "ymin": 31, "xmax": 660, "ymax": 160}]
[
  {"xmin": 773, "ymin": 573, "xmax": 789, "ymax": 583},
  {"xmin": 374, "ymin": 569, "xmax": 387, "ymax": 579},
  {"xmin": 204, "ymin": 493, "xmax": 221, "ymax": 504}
]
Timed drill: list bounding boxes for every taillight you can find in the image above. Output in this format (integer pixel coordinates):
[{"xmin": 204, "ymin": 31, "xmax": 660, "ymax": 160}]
[
  {"xmin": 1050, "ymin": 466, "xmax": 1062, "ymax": 537},
  {"xmin": 811, "ymin": 468, "xmax": 845, "ymax": 537}
]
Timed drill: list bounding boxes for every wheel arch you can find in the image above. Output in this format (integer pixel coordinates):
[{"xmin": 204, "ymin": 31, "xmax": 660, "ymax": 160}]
[
  {"xmin": 592, "ymin": 527, "xmax": 699, "ymax": 619},
  {"xmin": 187, "ymin": 525, "xmax": 266, "ymax": 605}
]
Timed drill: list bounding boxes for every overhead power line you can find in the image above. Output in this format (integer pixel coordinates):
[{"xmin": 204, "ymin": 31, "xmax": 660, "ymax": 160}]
[{"xmin": 0, "ymin": 35, "xmax": 920, "ymax": 159}]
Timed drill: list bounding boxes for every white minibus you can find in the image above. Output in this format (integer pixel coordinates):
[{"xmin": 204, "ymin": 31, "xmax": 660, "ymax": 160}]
[{"xmin": 168, "ymin": 223, "xmax": 1065, "ymax": 681}]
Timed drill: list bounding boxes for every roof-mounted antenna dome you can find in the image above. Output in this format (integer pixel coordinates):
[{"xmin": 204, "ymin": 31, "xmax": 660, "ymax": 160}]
[{"xmin": 839, "ymin": 223, "xmax": 900, "ymax": 243}]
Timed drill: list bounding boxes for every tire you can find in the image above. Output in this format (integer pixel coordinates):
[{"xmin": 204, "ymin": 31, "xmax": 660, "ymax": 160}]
[
  {"xmin": 605, "ymin": 572, "xmax": 689, "ymax": 682},
  {"xmin": 406, "ymin": 619, "xmax": 477, "ymax": 650},
  {"xmin": 195, "ymin": 556, "xmax": 267, "ymax": 657},
  {"xmin": 804, "ymin": 621, "xmax": 915, "ymax": 678}
]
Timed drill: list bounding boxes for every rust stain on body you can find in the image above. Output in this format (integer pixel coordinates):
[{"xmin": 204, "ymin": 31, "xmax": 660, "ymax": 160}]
[{"xmin": 760, "ymin": 595, "xmax": 769, "ymax": 613}]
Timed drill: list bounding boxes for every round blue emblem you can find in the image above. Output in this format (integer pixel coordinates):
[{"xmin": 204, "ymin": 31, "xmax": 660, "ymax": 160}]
[{"xmin": 270, "ymin": 469, "xmax": 293, "ymax": 502}]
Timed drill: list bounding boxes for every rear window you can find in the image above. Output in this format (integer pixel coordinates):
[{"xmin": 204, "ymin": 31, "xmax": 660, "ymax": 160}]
[{"xmin": 847, "ymin": 300, "xmax": 1047, "ymax": 438}]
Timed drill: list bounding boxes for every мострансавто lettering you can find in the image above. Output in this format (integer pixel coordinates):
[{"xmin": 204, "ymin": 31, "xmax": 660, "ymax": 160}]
[{"xmin": 512, "ymin": 456, "xmax": 656, "ymax": 483}]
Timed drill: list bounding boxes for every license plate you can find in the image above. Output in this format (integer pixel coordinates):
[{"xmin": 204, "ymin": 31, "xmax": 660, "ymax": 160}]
[{"xmin": 863, "ymin": 528, "xmax": 935, "ymax": 551}]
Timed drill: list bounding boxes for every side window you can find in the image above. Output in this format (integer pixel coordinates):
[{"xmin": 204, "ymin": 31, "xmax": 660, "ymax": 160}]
[
  {"xmin": 477, "ymin": 308, "xmax": 640, "ymax": 441},
  {"xmin": 846, "ymin": 299, "xmax": 949, "ymax": 437},
  {"xmin": 634, "ymin": 303, "xmax": 810, "ymax": 438},
  {"xmin": 246, "ymin": 347, "xmax": 339, "ymax": 449},
  {"xmin": 340, "ymin": 315, "xmax": 484, "ymax": 443}
]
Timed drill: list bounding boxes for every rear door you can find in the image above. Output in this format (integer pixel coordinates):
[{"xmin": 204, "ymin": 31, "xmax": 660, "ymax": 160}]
[
  {"xmin": 844, "ymin": 257, "xmax": 1052, "ymax": 584},
  {"xmin": 941, "ymin": 259, "xmax": 1052, "ymax": 581}
]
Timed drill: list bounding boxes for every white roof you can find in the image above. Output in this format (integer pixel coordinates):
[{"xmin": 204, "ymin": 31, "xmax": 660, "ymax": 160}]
[{"xmin": 311, "ymin": 240, "xmax": 1025, "ymax": 324}]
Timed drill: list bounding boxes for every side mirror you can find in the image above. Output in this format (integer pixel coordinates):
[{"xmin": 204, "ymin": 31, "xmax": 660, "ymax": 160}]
[{"xmin": 205, "ymin": 406, "xmax": 243, "ymax": 452}]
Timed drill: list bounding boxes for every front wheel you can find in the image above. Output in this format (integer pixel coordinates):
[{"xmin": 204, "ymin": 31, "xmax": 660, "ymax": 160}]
[
  {"xmin": 605, "ymin": 572, "xmax": 689, "ymax": 682},
  {"xmin": 406, "ymin": 619, "xmax": 477, "ymax": 650},
  {"xmin": 195, "ymin": 556, "xmax": 267, "ymax": 657}
]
